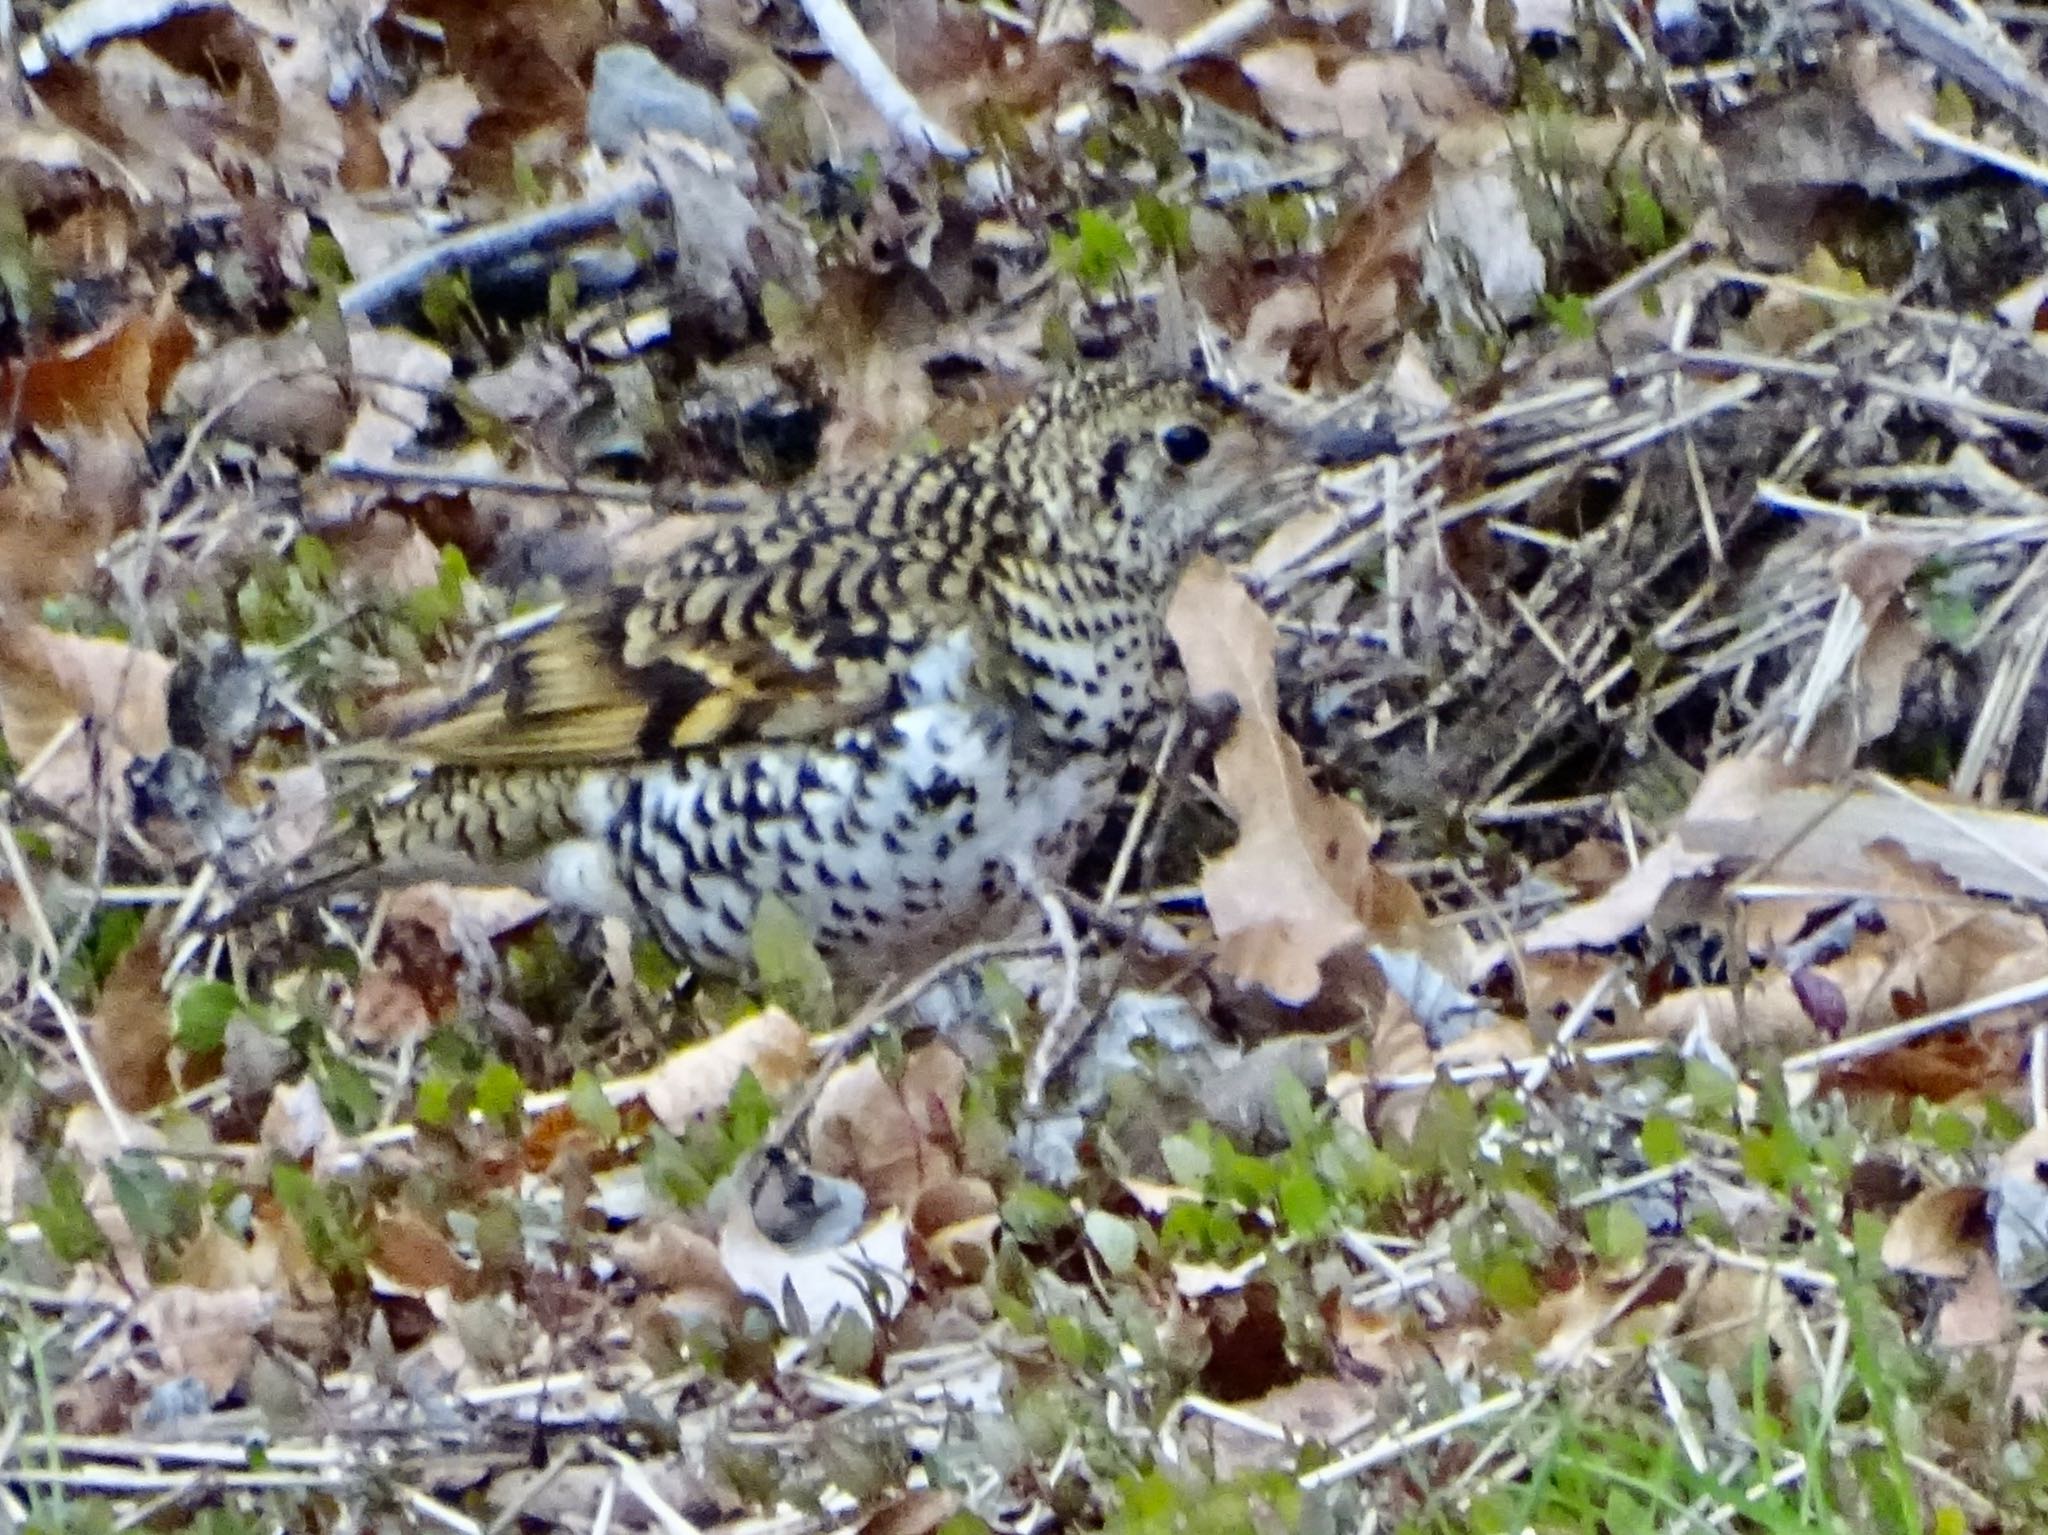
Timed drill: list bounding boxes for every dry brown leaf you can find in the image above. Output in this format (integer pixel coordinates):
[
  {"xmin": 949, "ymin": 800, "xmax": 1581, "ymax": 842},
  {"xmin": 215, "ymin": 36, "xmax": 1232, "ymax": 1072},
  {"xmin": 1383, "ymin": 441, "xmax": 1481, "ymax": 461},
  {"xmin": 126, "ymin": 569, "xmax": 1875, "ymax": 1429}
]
[
  {"xmin": 640, "ymin": 1009, "xmax": 813, "ymax": 1132},
  {"xmin": 0, "ymin": 436, "xmax": 143, "ymax": 605},
  {"xmin": 1240, "ymin": 43, "xmax": 1482, "ymax": 147},
  {"xmin": 0, "ymin": 615, "xmax": 171, "ymax": 811},
  {"xmin": 1200, "ymin": 1377, "xmax": 1379, "ymax": 1480},
  {"xmin": 373, "ymin": 1206, "xmax": 478, "ymax": 1297},
  {"xmin": 1933, "ymin": 1255, "xmax": 2011, "ymax": 1350},
  {"xmin": 809, "ymin": 1042, "xmax": 967, "ymax": 1210},
  {"xmin": 136, "ymin": 1284, "xmax": 276, "ymax": 1402},
  {"xmin": 612, "ymin": 1218, "xmax": 744, "ymax": 1315},
  {"xmin": 1170, "ymin": 557, "xmax": 1424, "ymax": 1003},
  {"xmin": 349, "ymin": 967, "xmax": 436, "ymax": 1046},
  {"xmin": 1880, "ymin": 1186, "xmax": 1986, "ymax": 1280},
  {"xmin": 88, "ymin": 919, "xmax": 173, "ymax": 1112},
  {"xmin": 857, "ymin": 1492, "xmax": 963, "ymax": 1535},
  {"xmin": 168, "ymin": 334, "xmax": 349, "ymax": 454},
  {"xmin": 3, "ymin": 292, "xmax": 193, "ymax": 438},
  {"xmin": 912, "ymin": 1175, "xmax": 999, "ymax": 1282}
]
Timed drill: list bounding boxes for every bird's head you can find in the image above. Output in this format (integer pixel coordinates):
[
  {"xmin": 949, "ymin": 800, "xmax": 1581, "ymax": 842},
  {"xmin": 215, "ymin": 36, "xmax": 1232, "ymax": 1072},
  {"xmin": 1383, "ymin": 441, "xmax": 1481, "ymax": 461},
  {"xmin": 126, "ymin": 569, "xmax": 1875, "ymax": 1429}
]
[{"xmin": 983, "ymin": 367, "xmax": 1275, "ymax": 580}]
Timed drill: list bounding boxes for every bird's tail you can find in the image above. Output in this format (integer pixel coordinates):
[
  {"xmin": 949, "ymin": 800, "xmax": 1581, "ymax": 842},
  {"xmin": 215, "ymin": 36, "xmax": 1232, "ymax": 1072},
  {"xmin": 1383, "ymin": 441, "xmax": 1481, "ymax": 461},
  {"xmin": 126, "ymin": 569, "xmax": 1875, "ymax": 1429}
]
[
  {"xmin": 356, "ymin": 764, "xmax": 600, "ymax": 882},
  {"xmin": 206, "ymin": 764, "xmax": 606, "ymax": 932}
]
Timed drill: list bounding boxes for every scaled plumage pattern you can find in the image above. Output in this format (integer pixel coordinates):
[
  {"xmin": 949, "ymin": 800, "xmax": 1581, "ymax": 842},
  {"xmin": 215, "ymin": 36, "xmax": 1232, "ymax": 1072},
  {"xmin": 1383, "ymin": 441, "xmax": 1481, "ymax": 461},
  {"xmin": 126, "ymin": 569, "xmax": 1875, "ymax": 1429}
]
[{"xmin": 352, "ymin": 367, "xmax": 1269, "ymax": 978}]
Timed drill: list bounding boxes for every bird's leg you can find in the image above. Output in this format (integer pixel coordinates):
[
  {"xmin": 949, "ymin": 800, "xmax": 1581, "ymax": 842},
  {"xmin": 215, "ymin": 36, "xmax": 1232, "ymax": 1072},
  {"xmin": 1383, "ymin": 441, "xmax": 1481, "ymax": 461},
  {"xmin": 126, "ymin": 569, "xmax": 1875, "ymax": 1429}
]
[{"xmin": 1013, "ymin": 852, "xmax": 1085, "ymax": 1109}]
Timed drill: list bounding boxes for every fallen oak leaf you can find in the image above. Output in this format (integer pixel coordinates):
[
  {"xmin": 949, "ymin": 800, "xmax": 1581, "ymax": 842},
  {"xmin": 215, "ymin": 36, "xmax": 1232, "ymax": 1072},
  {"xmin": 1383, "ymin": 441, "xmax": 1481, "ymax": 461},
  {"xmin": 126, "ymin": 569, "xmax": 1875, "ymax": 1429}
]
[
  {"xmin": 0, "ymin": 612, "xmax": 171, "ymax": 812},
  {"xmin": 1168, "ymin": 556, "xmax": 1422, "ymax": 1004},
  {"xmin": 2, "ymin": 291, "xmax": 193, "ymax": 439}
]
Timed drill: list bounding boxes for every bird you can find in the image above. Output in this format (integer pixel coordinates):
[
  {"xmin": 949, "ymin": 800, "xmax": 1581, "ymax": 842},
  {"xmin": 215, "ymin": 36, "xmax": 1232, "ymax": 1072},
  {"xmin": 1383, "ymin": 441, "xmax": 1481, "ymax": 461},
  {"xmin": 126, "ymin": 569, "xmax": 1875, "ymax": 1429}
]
[{"xmin": 325, "ymin": 364, "xmax": 1281, "ymax": 982}]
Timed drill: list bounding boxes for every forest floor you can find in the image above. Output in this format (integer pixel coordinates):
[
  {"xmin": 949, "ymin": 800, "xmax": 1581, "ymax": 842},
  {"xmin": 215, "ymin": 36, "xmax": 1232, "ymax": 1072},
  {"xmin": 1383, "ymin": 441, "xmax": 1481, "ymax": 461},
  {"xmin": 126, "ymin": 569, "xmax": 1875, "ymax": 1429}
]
[{"xmin": 8, "ymin": 0, "xmax": 2048, "ymax": 1528}]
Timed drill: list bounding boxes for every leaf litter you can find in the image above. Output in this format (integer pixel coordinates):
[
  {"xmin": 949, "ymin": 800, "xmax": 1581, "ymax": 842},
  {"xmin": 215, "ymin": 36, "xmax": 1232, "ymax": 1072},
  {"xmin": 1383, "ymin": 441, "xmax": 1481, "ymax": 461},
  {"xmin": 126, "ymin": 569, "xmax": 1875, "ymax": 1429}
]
[{"xmin": 9, "ymin": 0, "xmax": 2048, "ymax": 1527}]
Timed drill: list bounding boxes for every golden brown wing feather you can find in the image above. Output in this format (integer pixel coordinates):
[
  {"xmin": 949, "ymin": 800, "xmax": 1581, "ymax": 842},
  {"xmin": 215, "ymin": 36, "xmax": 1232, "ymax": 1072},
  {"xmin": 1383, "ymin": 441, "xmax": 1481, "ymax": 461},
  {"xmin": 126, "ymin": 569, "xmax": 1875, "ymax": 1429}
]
[{"xmin": 384, "ymin": 488, "xmax": 1009, "ymax": 770}]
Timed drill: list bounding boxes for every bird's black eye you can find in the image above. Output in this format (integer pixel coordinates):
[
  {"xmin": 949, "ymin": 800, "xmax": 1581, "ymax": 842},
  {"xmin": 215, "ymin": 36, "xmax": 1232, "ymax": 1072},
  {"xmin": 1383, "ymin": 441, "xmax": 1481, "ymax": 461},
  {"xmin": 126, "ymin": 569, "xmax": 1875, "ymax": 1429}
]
[{"xmin": 1161, "ymin": 423, "xmax": 1210, "ymax": 466}]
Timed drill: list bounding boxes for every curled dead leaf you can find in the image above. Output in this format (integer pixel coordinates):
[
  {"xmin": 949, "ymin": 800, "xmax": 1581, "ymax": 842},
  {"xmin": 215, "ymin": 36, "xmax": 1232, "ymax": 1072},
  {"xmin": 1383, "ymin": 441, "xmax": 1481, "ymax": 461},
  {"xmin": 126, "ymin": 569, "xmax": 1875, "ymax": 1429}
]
[
  {"xmin": 2, "ymin": 292, "xmax": 193, "ymax": 438},
  {"xmin": 1169, "ymin": 556, "xmax": 1427, "ymax": 1004},
  {"xmin": 809, "ymin": 1043, "xmax": 967, "ymax": 1210},
  {"xmin": 1879, "ymin": 1186, "xmax": 1986, "ymax": 1280},
  {"xmin": 136, "ymin": 1284, "xmax": 275, "ymax": 1403},
  {"xmin": 641, "ymin": 1009, "xmax": 812, "ymax": 1131}
]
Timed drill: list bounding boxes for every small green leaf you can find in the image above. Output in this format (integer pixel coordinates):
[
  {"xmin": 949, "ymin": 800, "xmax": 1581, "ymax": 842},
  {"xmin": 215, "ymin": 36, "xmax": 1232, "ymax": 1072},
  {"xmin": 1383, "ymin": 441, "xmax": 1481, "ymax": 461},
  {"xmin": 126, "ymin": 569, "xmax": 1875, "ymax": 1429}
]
[
  {"xmin": 724, "ymin": 1069, "xmax": 775, "ymax": 1149},
  {"xmin": 32, "ymin": 1159, "xmax": 109, "ymax": 1263},
  {"xmin": 569, "ymin": 1070, "xmax": 622, "ymax": 1141},
  {"xmin": 174, "ymin": 981, "xmax": 243, "ymax": 1053},
  {"xmin": 304, "ymin": 230, "xmax": 352, "ymax": 291},
  {"xmin": 1084, "ymin": 1209, "xmax": 1140, "ymax": 1276},
  {"xmin": 1474, "ymin": 1249, "xmax": 1541, "ymax": 1312},
  {"xmin": 546, "ymin": 265, "xmax": 580, "ymax": 331},
  {"xmin": 1928, "ymin": 1108, "xmax": 1974, "ymax": 1154},
  {"xmin": 1053, "ymin": 207, "xmax": 1136, "ymax": 295},
  {"xmin": 1134, "ymin": 192, "xmax": 1191, "ymax": 262},
  {"xmin": 271, "ymin": 1162, "xmax": 366, "ymax": 1277},
  {"xmin": 1615, "ymin": 171, "xmax": 1670, "ymax": 255},
  {"xmin": 1933, "ymin": 79, "xmax": 1975, "ymax": 132},
  {"xmin": 750, "ymin": 895, "xmax": 835, "ymax": 1028},
  {"xmin": 631, "ymin": 937, "xmax": 682, "ymax": 995},
  {"xmin": 1541, "ymin": 291, "xmax": 1595, "ymax": 340},
  {"xmin": 108, "ymin": 1154, "xmax": 189, "ymax": 1246},
  {"xmin": 1277, "ymin": 1168, "xmax": 1329, "ymax": 1236},
  {"xmin": 416, "ymin": 1071, "xmax": 455, "ymax": 1126},
  {"xmin": 1161, "ymin": 1132, "xmax": 1210, "ymax": 1187},
  {"xmin": 1587, "ymin": 1201, "xmax": 1647, "ymax": 1264},
  {"xmin": 418, "ymin": 269, "xmax": 475, "ymax": 341},
  {"xmin": 1639, "ymin": 1114, "xmax": 1684, "ymax": 1168},
  {"xmin": 1045, "ymin": 1312, "xmax": 1094, "ymax": 1367},
  {"xmin": 1001, "ymin": 1182, "xmax": 1072, "ymax": 1242},
  {"xmin": 315, "ymin": 1048, "xmax": 380, "ymax": 1135},
  {"xmin": 291, "ymin": 535, "xmax": 335, "ymax": 589},
  {"xmin": 1922, "ymin": 589, "xmax": 1977, "ymax": 646},
  {"xmin": 759, "ymin": 280, "xmax": 807, "ymax": 344},
  {"xmin": 474, "ymin": 1059, "xmax": 526, "ymax": 1122}
]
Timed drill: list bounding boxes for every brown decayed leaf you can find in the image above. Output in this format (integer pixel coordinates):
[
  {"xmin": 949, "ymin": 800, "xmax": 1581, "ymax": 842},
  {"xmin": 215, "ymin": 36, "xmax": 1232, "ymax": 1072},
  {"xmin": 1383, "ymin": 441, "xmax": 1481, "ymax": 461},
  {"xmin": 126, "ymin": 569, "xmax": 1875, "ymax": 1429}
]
[
  {"xmin": 0, "ymin": 433, "xmax": 143, "ymax": 604},
  {"xmin": 349, "ymin": 967, "xmax": 436, "ymax": 1046},
  {"xmin": 640, "ymin": 1009, "xmax": 813, "ymax": 1132},
  {"xmin": 136, "ymin": 1284, "xmax": 276, "ymax": 1402},
  {"xmin": 809, "ymin": 1043, "xmax": 968, "ymax": 1210},
  {"xmin": 3, "ymin": 292, "xmax": 193, "ymax": 438},
  {"xmin": 1239, "ymin": 43, "xmax": 1483, "ymax": 147},
  {"xmin": 0, "ymin": 615, "xmax": 171, "ymax": 812},
  {"xmin": 167, "ymin": 334, "xmax": 350, "ymax": 454},
  {"xmin": 912, "ymin": 1175, "xmax": 999, "ymax": 1282},
  {"xmin": 1169, "ymin": 556, "xmax": 1421, "ymax": 1003},
  {"xmin": 1932, "ymin": 1255, "xmax": 2011, "ymax": 1350},
  {"xmin": 373, "ymin": 1206, "xmax": 479, "ymax": 1297},
  {"xmin": 88, "ymin": 919, "xmax": 173, "ymax": 1112},
  {"xmin": 1880, "ymin": 1186, "xmax": 1987, "ymax": 1280},
  {"xmin": 856, "ymin": 1491, "xmax": 962, "ymax": 1535}
]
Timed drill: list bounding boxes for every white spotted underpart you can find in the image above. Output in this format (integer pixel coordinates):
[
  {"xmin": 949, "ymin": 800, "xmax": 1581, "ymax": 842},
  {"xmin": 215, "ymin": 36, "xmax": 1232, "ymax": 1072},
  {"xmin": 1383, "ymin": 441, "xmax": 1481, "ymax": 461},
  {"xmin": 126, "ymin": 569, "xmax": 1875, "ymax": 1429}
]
[{"xmin": 540, "ymin": 627, "xmax": 1110, "ymax": 977}]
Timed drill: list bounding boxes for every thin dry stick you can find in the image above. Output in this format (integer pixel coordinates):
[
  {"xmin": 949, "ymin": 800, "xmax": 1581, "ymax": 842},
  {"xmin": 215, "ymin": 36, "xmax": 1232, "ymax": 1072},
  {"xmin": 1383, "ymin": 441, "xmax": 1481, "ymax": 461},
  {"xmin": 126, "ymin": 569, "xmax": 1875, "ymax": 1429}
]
[
  {"xmin": 795, "ymin": 0, "xmax": 971, "ymax": 159},
  {"xmin": 1297, "ymin": 1389, "xmax": 1524, "ymax": 1490},
  {"xmin": 32, "ymin": 979, "xmax": 132, "ymax": 1150}
]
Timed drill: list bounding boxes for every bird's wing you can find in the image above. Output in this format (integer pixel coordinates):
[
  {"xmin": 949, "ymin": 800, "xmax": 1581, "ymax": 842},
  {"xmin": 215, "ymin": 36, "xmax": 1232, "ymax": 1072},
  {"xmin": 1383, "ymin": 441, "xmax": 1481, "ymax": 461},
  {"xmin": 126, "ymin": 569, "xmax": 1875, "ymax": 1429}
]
[{"xmin": 379, "ymin": 531, "xmax": 989, "ymax": 770}]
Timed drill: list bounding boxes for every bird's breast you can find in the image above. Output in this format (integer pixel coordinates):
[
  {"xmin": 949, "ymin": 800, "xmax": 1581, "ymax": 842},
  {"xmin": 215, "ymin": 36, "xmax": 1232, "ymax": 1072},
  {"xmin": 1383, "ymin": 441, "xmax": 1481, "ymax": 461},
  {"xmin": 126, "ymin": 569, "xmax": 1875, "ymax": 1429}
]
[{"xmin": 590, "ymin": 627, "xmax": 1120, "ymax": 978}]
